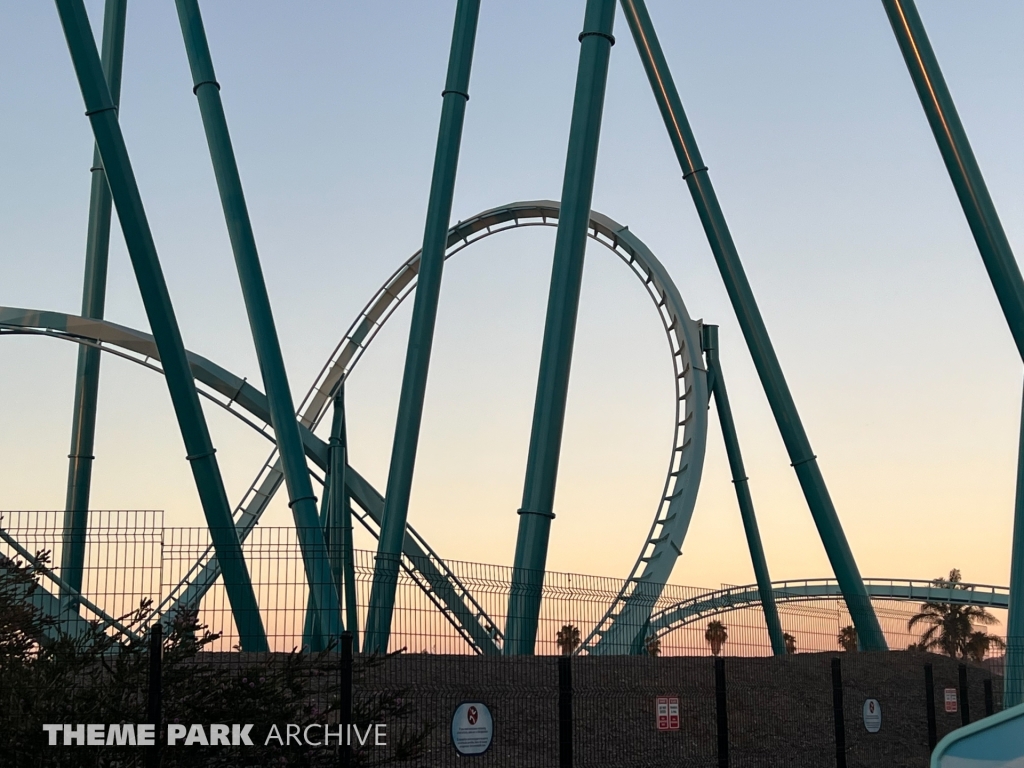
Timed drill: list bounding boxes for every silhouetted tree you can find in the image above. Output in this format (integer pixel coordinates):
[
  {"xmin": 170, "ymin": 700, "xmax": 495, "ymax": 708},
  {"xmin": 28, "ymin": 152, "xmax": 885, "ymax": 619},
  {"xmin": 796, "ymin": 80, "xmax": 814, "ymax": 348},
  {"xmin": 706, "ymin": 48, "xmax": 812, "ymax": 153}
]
[
  {"xmin": 783, "ymin": 632, "xmax": 797, "ymax": 654},
  {"xmin": 556, "ymin": 624, "xmax": 581, "ymax": 656},
  {"xmin": 705, "ymin": 620, "xmax": 728, "ymax": 656},
  {"xmin": 907, "ymin": 569, "xmax": 1003, "ymax": 659},
  {"xmin": 645, "ymin": 635, "xmax": 662, "ymax": 657},
  {"xmin": 838, "ymin": 625, "xmax": 858, "ymax": 652}
]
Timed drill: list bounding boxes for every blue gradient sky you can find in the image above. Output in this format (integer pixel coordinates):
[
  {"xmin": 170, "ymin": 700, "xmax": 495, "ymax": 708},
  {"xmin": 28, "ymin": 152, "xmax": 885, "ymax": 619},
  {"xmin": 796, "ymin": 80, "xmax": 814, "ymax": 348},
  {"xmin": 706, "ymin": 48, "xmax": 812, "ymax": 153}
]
[{"xmin": 1, "ymin": 2, "xmax": 1022, "ymax": 593}]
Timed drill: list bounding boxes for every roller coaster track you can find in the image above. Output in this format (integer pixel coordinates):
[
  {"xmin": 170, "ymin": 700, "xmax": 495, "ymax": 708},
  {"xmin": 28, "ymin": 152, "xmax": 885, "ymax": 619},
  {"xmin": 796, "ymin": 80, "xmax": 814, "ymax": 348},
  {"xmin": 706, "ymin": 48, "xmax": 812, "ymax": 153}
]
[
  {"xmin": 646, "ymin": 577, "xmax": 1011, "ymax": 644},
  {"xmin": 0, "ymin": 200, "xmax": 708, "ymax": 654}
]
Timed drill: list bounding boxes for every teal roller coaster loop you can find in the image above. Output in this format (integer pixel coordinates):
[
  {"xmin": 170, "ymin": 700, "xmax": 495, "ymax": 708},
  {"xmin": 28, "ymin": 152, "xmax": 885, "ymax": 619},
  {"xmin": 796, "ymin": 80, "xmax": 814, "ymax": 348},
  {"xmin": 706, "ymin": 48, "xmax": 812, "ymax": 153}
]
[{"xmin": 0, "ymin": 200, "xmax": 708, "ymax": 654}]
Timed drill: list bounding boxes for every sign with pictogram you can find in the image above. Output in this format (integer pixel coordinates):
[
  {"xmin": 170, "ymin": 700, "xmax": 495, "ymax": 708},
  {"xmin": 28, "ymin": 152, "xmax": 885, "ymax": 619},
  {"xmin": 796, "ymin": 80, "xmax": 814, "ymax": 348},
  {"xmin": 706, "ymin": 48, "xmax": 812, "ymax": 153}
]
[
  {"xmin": 944, "ymin": 688, "xmax": 958, "ymax": 713},
  {"xmin": 451, "ymin": 702, "xmax": 493, "ymax": 755},
  {"xmin": 862, "ymin": 698, "xmax": 881, "ymax": 733},
  {"xmin": 656, "ymin": 696, "xmax": 680, "ymax": 731}
]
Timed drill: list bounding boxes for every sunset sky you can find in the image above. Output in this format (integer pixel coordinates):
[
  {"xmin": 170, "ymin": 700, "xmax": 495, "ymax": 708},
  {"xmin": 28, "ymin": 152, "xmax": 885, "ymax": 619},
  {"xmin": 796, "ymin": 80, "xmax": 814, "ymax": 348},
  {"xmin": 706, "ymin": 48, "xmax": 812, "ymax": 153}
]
[{"xmin": 1, "ymin": 1, "xmax": 1022, "ymax": 597}]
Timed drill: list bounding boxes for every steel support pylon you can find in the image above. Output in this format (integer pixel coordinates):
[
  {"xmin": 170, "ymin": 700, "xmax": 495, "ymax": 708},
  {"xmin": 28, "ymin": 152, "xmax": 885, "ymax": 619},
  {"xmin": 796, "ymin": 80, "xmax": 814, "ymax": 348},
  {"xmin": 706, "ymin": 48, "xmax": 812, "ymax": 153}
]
[
  {"xmin": 702, "ymin": 325, "xmax": 786, "ymax": 657},
  {"xmin": 364, "ymin": 0, "xmax": 481, "ymax": 654},
  {"xmin": 331, "ymin": 388, "xmax": 360, "ymax": 651},
  {"xmin": 880, "ymin": 0, "xmax": 1024, "ymax": 697},
  {"xmin": 60, "ymin": 0, "xmax": 127, "ymax": 614},
  {"xmin": 1008, "ymin": 384, "xmax": 1024, "ymax": 706},
  {"xmin": 54, "ymin": 0, "xmax": 268, "ymax": 651},
  {"xmin": 618, "ymin": 0, "xmax": 887, "ymax": 649},
  {"xmin": 302, "ymin": 389, "xmax": 357, "ymax": 652},
  {"xmin": 175, "ymin": 0, "xmax": 341, "ymax": 644},
  {"xmin": 505, "ymin": 0, "xmax": 617, "ymax": 656}
]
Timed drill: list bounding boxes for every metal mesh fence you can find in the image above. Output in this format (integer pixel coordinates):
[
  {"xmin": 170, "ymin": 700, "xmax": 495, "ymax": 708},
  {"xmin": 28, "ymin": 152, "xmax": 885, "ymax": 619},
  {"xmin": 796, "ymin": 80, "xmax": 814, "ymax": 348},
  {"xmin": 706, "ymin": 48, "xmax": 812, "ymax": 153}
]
[
  {"xmin": 0, "ymin": 512, "xmax": 1018, "ymax": 766},
  {"xmin": 0, "ymin": 514, "xmax": 994, "ymax": 658}
]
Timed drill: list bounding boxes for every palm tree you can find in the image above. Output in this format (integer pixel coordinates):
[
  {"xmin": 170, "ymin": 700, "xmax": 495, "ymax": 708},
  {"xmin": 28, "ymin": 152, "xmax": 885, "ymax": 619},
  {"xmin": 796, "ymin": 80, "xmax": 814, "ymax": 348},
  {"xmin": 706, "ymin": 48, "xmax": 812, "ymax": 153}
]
[
  {"xmin": 837, "ymin": 625, "xmax": 858, "ymax": 652},
  {"xmin": 783, "ymin": 632, "xmax": 797, "ymax": 654},
  {"xmin": 645, "ymin": 635, "xmax": 662, "ymax": 657},
  {"xmin": 556, "ymin": 624, "xmax": 581, "ymax": 656},
  {"xmin": 705, "ymin": 620, "xmax": 728, "ymax": 656},
  {"xmin": 907, "ymin": 569, "xmax": 1003, "ymax": 659},
  {"xmin": 965, "ymin": 631, "xmax": 1006, "ymax": 663}
]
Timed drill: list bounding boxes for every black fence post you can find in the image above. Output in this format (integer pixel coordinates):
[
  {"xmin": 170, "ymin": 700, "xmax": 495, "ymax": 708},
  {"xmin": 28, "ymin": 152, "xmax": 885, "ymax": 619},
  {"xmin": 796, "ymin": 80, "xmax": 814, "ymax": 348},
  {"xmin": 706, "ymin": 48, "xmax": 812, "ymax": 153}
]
[
  {"xmin": 831, "ymin": 657, "xmax": 847, "ymax": 768},
  {"xmin": 341, "ymin": 632, "xmax": 353, "ymax": 767},
  {"xmin": 958, "ymin": 664, "xmax": 970, "ymax": 726},
  {"xmin": 924, "ymin": 663, "xmax": 937, "ymax": 751},
  {"xmin": 715, "ymin": 656, "xmax": 729, "ymax": 768},
  {"xmin": 558, "ymin": 655, "xmax": 573, "ymax": 768},
  {"xmin": 984, "ymin": 678, "xmax": 994, "ymax": 717},
  {"xmin": 146, "ymin": 623, "xmax": 162, "ymax": 768}
]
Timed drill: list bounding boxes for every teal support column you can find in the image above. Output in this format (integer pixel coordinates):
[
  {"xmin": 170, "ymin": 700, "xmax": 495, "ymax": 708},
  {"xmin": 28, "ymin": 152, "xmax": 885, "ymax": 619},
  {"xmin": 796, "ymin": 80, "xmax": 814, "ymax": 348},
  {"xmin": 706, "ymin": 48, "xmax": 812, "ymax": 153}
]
[
  {"xmin": 505, "ymin": 0, "xmax": 617, "ymax": 656},
  {"xmin": 330, "ymin": 388, "xmax": 360, "ymax": 652},
  {"xmin": 60, "ymin": 0, "xmax": 127, "ymax": 612},
  {"xmin": 364, "ymin": 0, "xmax": 481, "ymax": 654},
  {"xmin": 302, "ymin": 389, "xmax": 355, "ymax": 652},
  {"xmin": 174, "ymin": 0, "xmax": 341, "ymax": 644},
  {"xmin": 702, "ymin": 325, "xmax": 785, "ymax": 657},
  {"xmin": 618, "ymin": 0, "xmax": 886, "ymax": 650},
  {"xmin": 880, "ymin": 0, "xmax": 1024, "ymax": 691},
  {"xmin": 54, "ymin": 0, "xmax": 267, "ymax": 651},
  {"xmin": 301, "ymin": 488, "xmax": 333, "ymax": 652},
  {"xmin": 881, "ymin": 0, "xmax": 1024, "ymax": 357},
  {"xmin": 1006, "ymin": 383, "xmax": 1024, "ymax": 706}
]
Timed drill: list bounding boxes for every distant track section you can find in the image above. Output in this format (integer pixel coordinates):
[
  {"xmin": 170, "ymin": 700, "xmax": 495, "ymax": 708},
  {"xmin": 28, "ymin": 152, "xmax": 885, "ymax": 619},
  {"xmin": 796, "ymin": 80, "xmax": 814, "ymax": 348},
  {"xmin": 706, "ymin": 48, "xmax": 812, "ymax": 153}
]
[{"xmin": 646, "ymin": 577, "xmax": 1010, "ymax": 643}]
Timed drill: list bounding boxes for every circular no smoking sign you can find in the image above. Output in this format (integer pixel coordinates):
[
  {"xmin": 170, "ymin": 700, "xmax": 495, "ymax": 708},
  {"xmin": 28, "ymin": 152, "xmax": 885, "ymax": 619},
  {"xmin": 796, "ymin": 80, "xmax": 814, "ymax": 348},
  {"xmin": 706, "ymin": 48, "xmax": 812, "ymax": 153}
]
[{"xmin": 452, "ymin": 701, "xmax": 493, "ymax": 756}]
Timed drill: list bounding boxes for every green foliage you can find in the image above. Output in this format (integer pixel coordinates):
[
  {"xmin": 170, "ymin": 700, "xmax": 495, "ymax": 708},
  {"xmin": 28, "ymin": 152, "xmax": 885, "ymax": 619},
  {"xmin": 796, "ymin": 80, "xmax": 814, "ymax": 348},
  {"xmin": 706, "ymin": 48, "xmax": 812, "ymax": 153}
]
[
  {"xmin": 644, "ymin": 635, "xmax": 661, "ymax": 657},
  {"xmin": 704, "ymin": 620, "xmax": 728, "ymax": 656},
  {"xmin": 0, "ymin": 552, "xmax": 431, "ymax": 767},
  {"xmin": 556, "ymin": 624, "xmax": 580, "ymax": 656},
  {"xmin": 907, "ymin": 568, "xmax": 1005, "ymax": 661},
  {"xmin": 783, "ymin": 632, "xmax": 797, "ymax": 655},
  {"xmin": 837, "ymin": 625, "xmax": 858, "ymax": 652}
]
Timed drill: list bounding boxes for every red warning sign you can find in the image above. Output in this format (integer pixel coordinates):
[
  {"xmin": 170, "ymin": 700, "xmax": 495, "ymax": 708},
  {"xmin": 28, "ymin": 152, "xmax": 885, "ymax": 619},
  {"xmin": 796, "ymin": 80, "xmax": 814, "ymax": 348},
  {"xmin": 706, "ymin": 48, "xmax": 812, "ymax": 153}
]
[
  {"xmin": 656, "ymin": 696, "xmax": 680, "ymax": 731},
  {"xmin": 944, "ymin": 689, "xmax": 958, "ymax": 713}
]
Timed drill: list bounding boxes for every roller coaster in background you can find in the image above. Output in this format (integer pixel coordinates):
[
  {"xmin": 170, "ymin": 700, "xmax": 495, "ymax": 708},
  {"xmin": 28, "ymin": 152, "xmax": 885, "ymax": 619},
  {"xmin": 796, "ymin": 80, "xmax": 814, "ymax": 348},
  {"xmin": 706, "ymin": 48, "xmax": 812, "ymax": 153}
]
[{"xmin": 2, "ymin": 0, "xmax": 1023, "ymax": 708}]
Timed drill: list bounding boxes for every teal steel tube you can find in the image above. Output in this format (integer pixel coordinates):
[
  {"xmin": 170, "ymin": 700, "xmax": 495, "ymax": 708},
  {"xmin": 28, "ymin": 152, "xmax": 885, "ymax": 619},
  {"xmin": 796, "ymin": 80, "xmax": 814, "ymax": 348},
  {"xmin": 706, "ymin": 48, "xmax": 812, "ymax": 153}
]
[
  {"xmin": 505, "ymin": 0, "xmax": 617, "ymax": 656},
  {"xmin": 881, "ymin": 0, "xmax": 1024, "ymax": 358},
  {"xmin": 880, "ymin": 0, "xmax": 1024, "ymax": 692},
  {"xmin": 301, "ymin": 485, "xmax": 332, "ymax": 652},
  {"xmin": 54, "ymin": 0, "xmax": 268, "ymax": 652},
  {"xmin": 60, "ymin": 0, "xmax": 127, "ymax": 611},
  {"xmin": 331, "ymin": 388, "xmax": 360, "ymax": 652},
  {"xmin": 618, "ymin": 0, "xmax": 887, "ymax": 650},
  {"xmin": 1006, "ymin": 384, "xmax": 1024, "ymax": 706},
  {"xmin": 174, "ymin": 0, "xmax": 341, "ymax": 643},
  {"xmin": 302, "ymin": 390, "xmax": 353, "ymax": 651},
  {"xmin": 702, "ymin": 325, "xmax": 786, "ymax": 657},
  {"xmin": 363, "ymin": 0, "xmax": 481, "ymax": 654}
]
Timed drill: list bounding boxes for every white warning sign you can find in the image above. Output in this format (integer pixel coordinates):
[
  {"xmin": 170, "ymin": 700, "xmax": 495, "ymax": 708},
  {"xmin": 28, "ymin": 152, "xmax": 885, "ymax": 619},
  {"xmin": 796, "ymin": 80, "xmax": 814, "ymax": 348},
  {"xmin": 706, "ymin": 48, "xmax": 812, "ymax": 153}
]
[
  {"xmin": 862, "ymin": 698, "xmax": 881, "ymax": 733},
  {"xmin": 656, "ymin": 696, "xmax": 680, "ymax": 731},
  {"xmin": 452, "ymin": 702, "xmax": 493, "ymax": 756}
]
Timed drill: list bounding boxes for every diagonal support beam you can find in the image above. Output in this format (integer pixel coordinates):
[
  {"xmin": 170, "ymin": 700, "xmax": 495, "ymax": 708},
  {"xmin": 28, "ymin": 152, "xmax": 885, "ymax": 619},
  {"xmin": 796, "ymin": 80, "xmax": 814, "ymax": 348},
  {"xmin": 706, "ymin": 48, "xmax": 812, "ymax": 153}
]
[
  {"xmin": 618, "ymin": 0, "xmax": 886, "ymax": 650},
  {"xmin": 60, "ymin": 0, "xmax": 127, "ymax": 614},
  {"xmin": 364, "ymin": 0, "xmax": 481, "ymax": 654},
  {"xmin": 880, "ymin": 0, "xmax": 1024, "ymax": 702},
  {"xmin": 174, "ymin": 0, "xmax": 341, "ymax": 644},
  {"xmin": 330, "ymin": 388, "xmax": 360, "ymax": 651},
  {"xmin": 505, "ymin": 0, "xmax": 617, "ymax": 656},
  {"xmin": 54, "ymin": 0, "xmax": 268, "ymax": 651},
  {"xmin": 702, "ymin": 325, "xmax": 785, "ymax": 656}
]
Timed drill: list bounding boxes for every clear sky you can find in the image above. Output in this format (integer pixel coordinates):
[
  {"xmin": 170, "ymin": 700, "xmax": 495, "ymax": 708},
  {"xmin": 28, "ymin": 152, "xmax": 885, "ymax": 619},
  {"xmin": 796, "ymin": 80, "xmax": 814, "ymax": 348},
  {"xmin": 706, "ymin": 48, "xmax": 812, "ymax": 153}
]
[{"xmin": 1, "ymin": 1, "xmax": 1022, "ymax": 594}]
